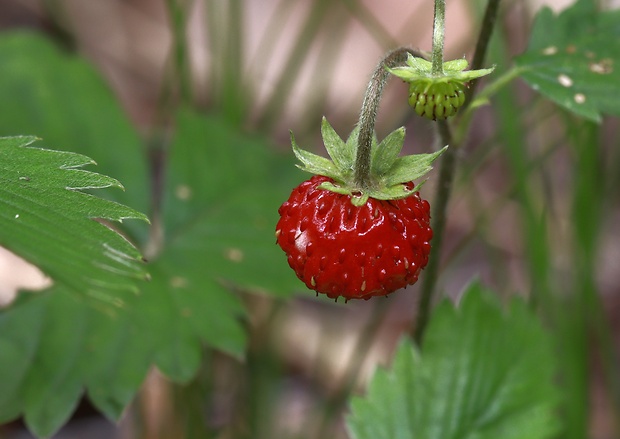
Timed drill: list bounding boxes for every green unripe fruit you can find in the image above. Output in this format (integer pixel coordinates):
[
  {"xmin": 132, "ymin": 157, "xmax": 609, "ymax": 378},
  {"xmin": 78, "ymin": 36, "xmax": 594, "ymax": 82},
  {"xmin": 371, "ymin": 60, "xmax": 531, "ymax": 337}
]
[{"xmin": 407, "ymin": 80, "xmax": 466, "ymax": 120}]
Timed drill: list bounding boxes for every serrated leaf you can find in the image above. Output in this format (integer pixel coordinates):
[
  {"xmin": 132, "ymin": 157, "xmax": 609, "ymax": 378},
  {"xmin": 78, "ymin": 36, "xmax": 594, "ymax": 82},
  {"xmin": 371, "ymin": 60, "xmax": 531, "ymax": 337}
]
[
  {"xmin": 382, "ymin": 146, "xmax": 447, "ymax": 187},
  {"xmin": 164, "ymin": 110, "xmax": 300, "ymax": 297},
  {"xmin": 0, "ymin": 31, "xmax": 149, "ymax": 221},
  {"xmin": 0, "ymin": 288, "xmax": 152, "ymax": 437},
  {"xmin": 141, "ymin": 259, "xmax": 246, "ymax": 380},
  {"xmin": 0, "ymin": 135, "xmax": 150, "ymax": 436},
  {"xmin": 515, "ymin": 0, "xmax": 620, "ymax": 122},
  {"xmin": 348, "ymin": 282, "xmax": 560, "ymax": 439},
  {"xmin": 136, "ymin": 110, "xmax": 303, "ymax": 379},
  {"xmin": 0, "ymin": 32, "xmax": 300, "ymax": 438},
  {"xmin": 371, "ymin": 127, "xmax": 405, "ymax": 177},
  {"xmin": 0, "ymin": 136, "xmax": 148, "ymax": 301}
]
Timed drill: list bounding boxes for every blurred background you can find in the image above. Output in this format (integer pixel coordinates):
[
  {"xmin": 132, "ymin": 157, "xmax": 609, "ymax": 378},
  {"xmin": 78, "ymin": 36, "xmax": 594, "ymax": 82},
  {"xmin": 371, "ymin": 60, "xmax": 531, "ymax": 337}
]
[{"xmin": 0, "ymin": 0, "xmax": 619, "ymax": 438}]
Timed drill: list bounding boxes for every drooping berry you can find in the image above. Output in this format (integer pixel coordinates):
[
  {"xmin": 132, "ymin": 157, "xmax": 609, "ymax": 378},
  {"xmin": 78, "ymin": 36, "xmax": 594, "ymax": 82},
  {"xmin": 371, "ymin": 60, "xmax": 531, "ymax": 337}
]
[
  {"xmin": 275, "ymin": 118, "xmax": 444, "ymax": 301},
  {"xmin": 276, "ymin": 175, "xmax": 432, "ymax": 300}
]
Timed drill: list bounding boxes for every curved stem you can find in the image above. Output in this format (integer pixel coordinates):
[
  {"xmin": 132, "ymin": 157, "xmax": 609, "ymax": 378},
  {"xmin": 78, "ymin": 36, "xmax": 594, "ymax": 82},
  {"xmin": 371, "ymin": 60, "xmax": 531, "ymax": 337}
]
[
  {"xmin": 431, "ymin": 0, "xmax": 446, "ymax": 76},
  {"xmin": 354, "ymin": 47, "xmax": 425, "ymax": 188}
]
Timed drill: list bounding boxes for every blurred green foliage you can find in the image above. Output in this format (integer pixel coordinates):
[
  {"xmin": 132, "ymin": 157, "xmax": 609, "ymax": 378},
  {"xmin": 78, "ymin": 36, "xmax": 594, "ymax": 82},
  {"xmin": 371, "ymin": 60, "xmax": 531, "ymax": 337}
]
[
  {"xmin": 0, "ymin": 31, "xmax": 301, "ymax": 437},
  {"xmin": 0, "ymin": 0, "xmax": 619, "ymax": 437}
]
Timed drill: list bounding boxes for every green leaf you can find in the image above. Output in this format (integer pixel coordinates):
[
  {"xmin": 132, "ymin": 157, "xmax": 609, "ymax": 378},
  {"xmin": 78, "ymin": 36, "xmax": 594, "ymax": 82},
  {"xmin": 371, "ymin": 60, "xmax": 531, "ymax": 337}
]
[
  {"xmin": 163, "ymin": 110, "xmax": 300, "ymax": 295},
  {"xmin": 138, "ymin": 110, "xmax": 303, "ymax": 376},
  {"xmin": 0, "ymin": 136, "xmax": 149, "ymax": 436},
  {"xmin": 515, "ymin": 0, "xmax": 620, "ymax": 122},
  {"xmin": 0, "ymin": 31, "xmax": 149, "ymax": 219},
  {"xmin": 348, "ymin": 282, "xmax": 560, "ymax": 439},
  {"xmin": 0, "ymin": 288, "xmax": 152, "ymax": 437},
  {"xmin": 0, "ymin": 136, "xmax": 148, "ymax": 302},
  {"xmin": 0, "ymin": 32, "xmax": 303, "ymax": 437}
]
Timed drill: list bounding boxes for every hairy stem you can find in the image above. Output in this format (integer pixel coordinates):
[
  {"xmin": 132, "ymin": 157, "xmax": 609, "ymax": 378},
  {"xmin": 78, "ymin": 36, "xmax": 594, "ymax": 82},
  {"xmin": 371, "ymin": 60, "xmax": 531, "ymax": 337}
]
[
  {"xmin": 354, "ymin": 47, "xmax": 425, "ymax": 188},
  {"xmin": 431, "ymin": 0, "xmax": 446, "ymax": 75}
]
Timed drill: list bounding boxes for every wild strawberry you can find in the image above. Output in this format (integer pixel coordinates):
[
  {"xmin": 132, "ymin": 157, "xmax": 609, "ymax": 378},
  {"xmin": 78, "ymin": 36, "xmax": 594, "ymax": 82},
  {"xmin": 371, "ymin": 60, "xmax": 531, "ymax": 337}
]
[
  {"xmin": 275, "ymin": 118, "xmax": 445, "ymax": 301},
  {"xmin": 386, "ymin": 53, "xmax": 494, "ymax": 120},
  {"xmin": 276, "ymin": 175, "xmax": 432, "ymax": 300}
]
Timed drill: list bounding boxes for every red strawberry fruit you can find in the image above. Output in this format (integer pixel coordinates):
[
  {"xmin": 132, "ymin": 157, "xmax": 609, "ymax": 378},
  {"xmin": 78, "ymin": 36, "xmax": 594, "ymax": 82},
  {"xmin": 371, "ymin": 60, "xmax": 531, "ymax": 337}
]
[{"xmin": 275, "ymin": 118, "xmax": 445, "ymax": 301}]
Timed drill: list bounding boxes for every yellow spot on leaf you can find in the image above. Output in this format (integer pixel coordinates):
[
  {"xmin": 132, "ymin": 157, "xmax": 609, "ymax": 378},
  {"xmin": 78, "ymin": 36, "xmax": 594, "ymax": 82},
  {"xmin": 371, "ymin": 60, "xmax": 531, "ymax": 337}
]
[
  {"xmin": 558, "ymin": 74, "xmax": 573, "ymax": 87},
  {"xmin": 224, "ymin": 247, "xmax": 244, "ymax": 263},
  {"xmin": 589, "ymin": 58, "xmax": 613, "ymax": 74},
  {"xmin": 175, "ymin": 184, "xmax": 192, "ymax": 200},
  {"xmin": 170, "ymin": 276, "xmax": 188, "ymax": 288},
  {"xmin": 574, "ymin": 93, "xmax": 586, "ymax": 104}
]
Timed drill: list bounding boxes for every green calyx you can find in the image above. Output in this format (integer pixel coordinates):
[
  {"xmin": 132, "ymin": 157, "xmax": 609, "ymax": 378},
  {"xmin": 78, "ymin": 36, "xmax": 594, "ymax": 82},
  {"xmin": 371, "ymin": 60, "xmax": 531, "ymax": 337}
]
[
  {"xmin": 387, "ymin": 53, "xmax": 494, "ymax": 119},
  {"xmin": 291, "ymin": 117, "xmax": 446, "ymax": 206}
]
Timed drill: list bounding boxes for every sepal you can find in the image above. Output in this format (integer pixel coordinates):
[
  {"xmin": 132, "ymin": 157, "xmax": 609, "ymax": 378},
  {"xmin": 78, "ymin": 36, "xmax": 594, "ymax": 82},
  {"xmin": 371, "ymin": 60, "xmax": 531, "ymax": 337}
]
[
  {"xmin": 321, "ymin": 117, "xmax": 354, "ymax": 174},
  {"xmin": 387, "ymin": 53, "xmax": 494, "ymax": 119},
  {"xmin": 291, "ymin": 132, "xmax": 341, "ymax": 180},
  {"xmin": 387, "ymin": 52, "xmax": 494, "ymax": 83},
  {"xmin": 289, "ymin": 119, "xmax": 446, "ymax": 204},
  {"xmin": 370, "ymin": 127, "xmax": 405, "ymax": 177},
  {"xmin": 382, "ymin": 146, "xmax": 448, "ymax": 188}
]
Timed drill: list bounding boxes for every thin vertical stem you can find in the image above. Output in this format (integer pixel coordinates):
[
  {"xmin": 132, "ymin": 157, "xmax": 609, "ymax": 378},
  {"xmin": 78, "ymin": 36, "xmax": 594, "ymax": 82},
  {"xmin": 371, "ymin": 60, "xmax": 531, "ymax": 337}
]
[
  {"xmin": 414, "ymin": 120, "xmax": 453, "ymax": 344},
  {"xmin": 413, "ymin": 0, "xmax": 503, "ymax": 344},
  {"xmin": 225, "ymin": 0, "xmax": 246, "ymax": 123},
  {"xmin": 431, "ymin": 0, "xmax": 446, "ymax": 76},
  {"xmin": 462, "ymin": 0, "xmax": 501, "ymax": 110},
  {"xmin": 165, "ymin": 0, "xmax": 193, "ymax": 104},
  {"xmin": 144, "ymin": 0, "xmax": 193, "ymax": 260}
]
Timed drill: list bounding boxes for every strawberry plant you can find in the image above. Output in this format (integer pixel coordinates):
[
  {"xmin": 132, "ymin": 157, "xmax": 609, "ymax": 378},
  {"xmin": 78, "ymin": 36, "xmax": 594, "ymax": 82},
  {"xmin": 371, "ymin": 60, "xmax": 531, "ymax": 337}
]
[{"xmin": 0, "ymin": 0, "xmax": 619, "ymax": 438}]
